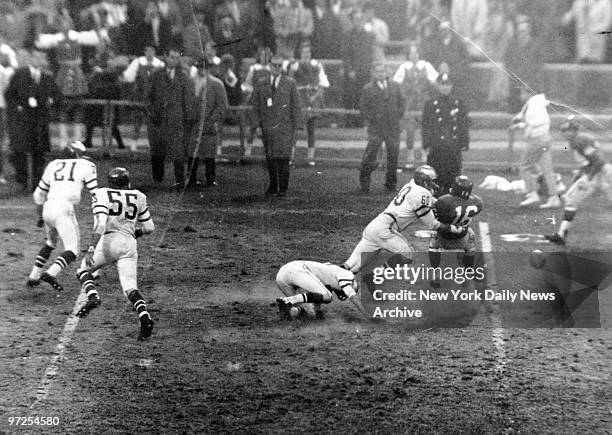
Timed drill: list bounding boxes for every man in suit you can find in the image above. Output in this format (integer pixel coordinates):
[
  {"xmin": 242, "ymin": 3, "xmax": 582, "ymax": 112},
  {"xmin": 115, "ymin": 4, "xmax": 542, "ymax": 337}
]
[
  {"xmin": 187, "ymin": 57, "xmax": 229, "ymax": 188},
  {"xmin": 5, "ymin": 49, "xmax": 59, "ymax": 191},
  {"xmin": 358, "ymin": 62, "xmax": 406, "ymax": 193},
  {"xmin": 251, "ymin": 55, "xmax": 301, "ymax": 197},
  {"xmin": 147, "ymin": 47, "xmax": 195, "ymax": 187},
  {"xmin": 421, "ymin": 73, "xmax": 470, "ymax": 195}
]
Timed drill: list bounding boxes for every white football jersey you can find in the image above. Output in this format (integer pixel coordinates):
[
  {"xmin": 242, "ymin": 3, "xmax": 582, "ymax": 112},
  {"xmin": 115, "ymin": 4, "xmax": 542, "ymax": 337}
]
[
  {"xmin": 35, "ymin": 158, "xmax": 97, "ymax": 205},
  {"xmin": 382, "ymin": 180, "xmax": 436, "ymax": 231},
  {"xmin": 93, "ymin": 187, "xmax": 152, "ymax": 237},
  {"xmin": 300, "ymin": 261, "xmax": 355, "ymax": 292}
]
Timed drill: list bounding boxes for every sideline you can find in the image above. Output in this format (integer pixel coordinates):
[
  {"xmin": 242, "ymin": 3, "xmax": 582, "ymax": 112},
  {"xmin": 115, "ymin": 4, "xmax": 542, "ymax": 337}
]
[
  {"xmin": 31, "ymin": 291, "xmax": 88, "ymax": 407},
  {"xmin": 478, "ymin": 222, "xmax": 507, "ymax": 375}
]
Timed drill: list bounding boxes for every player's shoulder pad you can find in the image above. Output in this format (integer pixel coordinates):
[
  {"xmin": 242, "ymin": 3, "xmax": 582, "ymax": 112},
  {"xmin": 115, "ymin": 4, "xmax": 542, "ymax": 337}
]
[{"xmin": 470, "ymin": 193, "xmax": 484, "ymax": 210}]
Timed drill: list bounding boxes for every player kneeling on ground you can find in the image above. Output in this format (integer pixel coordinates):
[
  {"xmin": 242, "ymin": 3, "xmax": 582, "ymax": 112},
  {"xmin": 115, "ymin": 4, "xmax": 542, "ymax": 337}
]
[
  {"xmin": 27, "ymin": 141, "xmax": 98, "ymax": 291},
  {"xmin": 545, "ymin": 115, "xmax": 612, "ymax": 245},
  {"xmin": 273, "ymin": 260, "xmax": 369, "ymax": 320},
  {"xmin": 428, "ymin": 175, "xmax": 483, "ymax": 288},
  {"xmin": 75, "ymin": 167, "xmax": 156, "ymax": 340}
]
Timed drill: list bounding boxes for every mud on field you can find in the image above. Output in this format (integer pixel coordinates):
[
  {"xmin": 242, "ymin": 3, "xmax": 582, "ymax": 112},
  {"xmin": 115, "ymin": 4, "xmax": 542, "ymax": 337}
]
[{"xmin": 1, "ymin": 161, "xmax": 610, "ymax": 433}]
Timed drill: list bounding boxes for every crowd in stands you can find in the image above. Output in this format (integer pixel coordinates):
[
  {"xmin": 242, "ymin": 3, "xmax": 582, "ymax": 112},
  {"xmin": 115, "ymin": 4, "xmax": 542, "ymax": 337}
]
[
  {"xmin": 1, "ymin": 0, "xmax": 612, "ymax": 168},
  {"xmin": 1, "ymin": 1, "xmax": 612, "ymax": 109}
]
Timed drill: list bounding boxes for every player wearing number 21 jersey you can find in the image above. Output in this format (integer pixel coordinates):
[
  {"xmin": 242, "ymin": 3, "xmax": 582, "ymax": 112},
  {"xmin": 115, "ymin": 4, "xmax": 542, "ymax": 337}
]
[
  {"xmin": 343, "ymin": 165, "xmax": 464, "ymax": 274},
  {"xmin": 428, "ymin": 175, "xmax": 483, "ymax": 287},
  {"xmin": 75, "ymin": 167, "xmax": 156, "ymax": 340},
  {"xmin": 27, "ymin": 141, "xmax": 97, "ymax": 291}
]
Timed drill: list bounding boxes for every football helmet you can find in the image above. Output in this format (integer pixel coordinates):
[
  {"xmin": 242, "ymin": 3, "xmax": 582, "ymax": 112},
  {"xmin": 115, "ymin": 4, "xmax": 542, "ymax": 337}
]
[
  {"xmin": 560, "ymin": 114, "xmax": 580, "ymax": 133},
  {"xmin": 108, "ymin": 167, "xmax": 130, "ymax": 189},
  {"xmin": 413, "ymin": 165, "xmax": 439, "ymax": 193},
  {"xmin": 450, "ymin": 175, "xmax": 473, "ymax": 199},
  {"xmin": 62, "ymin": 141, "xmax": 87, "ymax": 159}
]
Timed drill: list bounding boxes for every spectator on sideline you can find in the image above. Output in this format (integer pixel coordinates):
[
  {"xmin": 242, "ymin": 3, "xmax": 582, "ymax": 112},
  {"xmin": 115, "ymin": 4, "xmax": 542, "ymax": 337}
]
[
  {"xmin": 147, "ymin": 46, "xmax": 195, "ymax": 187},
  {"xmin": 450, "ymin": 0, "xmax": 488, "ymax": 60},
  {"xmin": 5, "ymin": 49, "xmax": 59, "ymax": 191},
  {"xmin": 83, "ymin": 48, "xmax": 125, "ymax": 150},
  {"xmin": 0, "ymin": 47, "xmax": 17, "ymax": 185},
  {"xmin": 421, "ymin": 73, "xmax": 470, "ymax": 195},
  {"xmin": 251, "ymin": 55, "xmax": 302, "ymax": 198},
  {"xmin": 358, "ymin": 62, "xmax": 405, "ymax": 193},
  {"xmin": 188, "ymin": 57, "xmax": 228, "ymax": 188}
]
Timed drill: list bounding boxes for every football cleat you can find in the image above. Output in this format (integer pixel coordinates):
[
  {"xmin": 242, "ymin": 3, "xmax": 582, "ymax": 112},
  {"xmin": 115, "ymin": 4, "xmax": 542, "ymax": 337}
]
[
  {"xmin": 26, "ymin": 278, "xmax": 41, "ymax": 288},
  {"xmin": 40, "ymin": 273, "xmax": 64, "ymax": 292},
  {"xmin": 138, "ymin": 315, "xmax": 155, "ymax": 340},
  {"xmin": 545, "ymin": 233, "xmax": 566, "ymax": 245},
  {"xmin": 76, "ymin": 295, "xmax": 101, "ymax": 318}
]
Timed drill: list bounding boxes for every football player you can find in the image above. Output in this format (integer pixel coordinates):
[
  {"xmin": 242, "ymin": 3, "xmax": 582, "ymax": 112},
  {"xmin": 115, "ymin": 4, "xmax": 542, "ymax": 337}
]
[
  {"xmin": 27, "ymin": 141, "xmax": 97, "ymax": 291},
  {"xmin": 428, "ymin": 175, "xmax": 484, "ymax": 287},
  {"xmin": 343, "ymin": 165, "xmax": 464, "ymax": 274},
  {"xmin": 75, "ymin": 167, "xmax": 156, "ymax": 340},
  {"xmin": 273, "ymin": 260, "xmax": 368, "ymax": 320},
  {"xmin": 545, "ymin": 116, "xmax": 612, "ymax": 245}
]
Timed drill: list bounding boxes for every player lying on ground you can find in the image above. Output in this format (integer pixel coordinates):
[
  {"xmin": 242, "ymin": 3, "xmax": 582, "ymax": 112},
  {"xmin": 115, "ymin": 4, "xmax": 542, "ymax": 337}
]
[
  {"xmin": 342, "ymin": 165, "xmax": 466, "ymax": 290},
  {"xmin": 273, "ymin": 260, "xmax": 370, "ymax": 320},
  {"xmin": 545, "ymin": 115, "xmax": 612, "ymax": 245},
  {"xmin": 27, "ymin": 141, "xmax": 97, "ymax": 291},
  {"xmin": 75, "ymin": 167, "xmax": 156, "ymax": 340},
  {"xmin": 428, "ymin": 175, "xmax": 484, "ymax": 288}
]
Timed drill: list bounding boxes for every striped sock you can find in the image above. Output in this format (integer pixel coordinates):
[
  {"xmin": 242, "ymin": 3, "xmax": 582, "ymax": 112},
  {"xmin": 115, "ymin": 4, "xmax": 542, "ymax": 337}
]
[
  {"xmin": 77, "ymin": 270, "xmax": 98, "ymax": 299},
  {"xmin": 29, "ymin": 243, "xmax": 54, "ymax": 280},
  {"xmin": 127, "ymin": 289, "xmax": 149, "ymax": 319},
  {"xmin": 46, "ymin": 251, "xmax": 77, "ymax": 277}
]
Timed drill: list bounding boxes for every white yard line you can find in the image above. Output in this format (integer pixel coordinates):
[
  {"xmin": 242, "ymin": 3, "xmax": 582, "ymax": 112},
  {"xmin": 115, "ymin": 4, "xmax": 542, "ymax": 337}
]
[
  {"xmin": 31, "ymin": 291, "xmax": 88, "ymax": 407},
  {"xmin": 479, "ymin": 222, "xmax": 507, "ymax": 375}
]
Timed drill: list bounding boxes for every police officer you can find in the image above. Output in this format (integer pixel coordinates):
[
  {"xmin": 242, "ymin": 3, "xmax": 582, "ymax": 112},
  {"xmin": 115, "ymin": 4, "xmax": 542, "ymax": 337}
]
[{"xmin": 421, "ymin": 73, "xmax": 470, "ymax": 195}]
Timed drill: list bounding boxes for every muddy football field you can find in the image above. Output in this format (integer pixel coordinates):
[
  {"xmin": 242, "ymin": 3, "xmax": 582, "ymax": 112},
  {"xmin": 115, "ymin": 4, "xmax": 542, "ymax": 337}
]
[{"xmin": 1, "ymin": 155, "xmax": 610, "ymax": 433}]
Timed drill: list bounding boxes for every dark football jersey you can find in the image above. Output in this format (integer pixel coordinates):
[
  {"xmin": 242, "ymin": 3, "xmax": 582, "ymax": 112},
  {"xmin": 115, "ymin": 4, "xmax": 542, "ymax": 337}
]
[
  {"xmin": 434, "ymin": 193, "xmax": 484, "ymax": 239},
  {"xmin": 570, "ymin": 132, "xmax": 606, "ymax": 175}
]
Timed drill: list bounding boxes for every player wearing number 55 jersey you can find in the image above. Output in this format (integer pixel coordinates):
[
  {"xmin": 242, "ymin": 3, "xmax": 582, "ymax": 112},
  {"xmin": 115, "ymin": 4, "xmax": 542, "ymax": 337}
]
[
  {"xmin": 429, "ymin": 175, "xmax": 483, "ymax": 287},
  {"xmin": 75, "ymin": 167, "xmax": 156, "ymax": 340},
  {"xmin": 343, "ymin": 165, "xmax": 464, "ymax": 274},
  {"xmin": 27, "ymin": 141, "xmax": 97, "ymax": 291}
]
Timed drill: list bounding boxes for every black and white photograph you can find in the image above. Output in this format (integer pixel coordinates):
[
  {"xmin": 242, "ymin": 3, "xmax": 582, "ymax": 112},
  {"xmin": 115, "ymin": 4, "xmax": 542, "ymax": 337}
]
[{"xmin": 1, "ymin": 0, "xmax": 611, "ymax": 433}]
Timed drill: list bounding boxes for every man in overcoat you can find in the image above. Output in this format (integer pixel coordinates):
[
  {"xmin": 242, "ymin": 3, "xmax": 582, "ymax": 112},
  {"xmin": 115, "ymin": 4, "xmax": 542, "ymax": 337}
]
[
  {"xmin": 358, "ymin": 62, "xmax": 406, "ymax": 193},
  {"xmin": 251, "ymin": 55, "xmax": 301, "ymax": 197},
  {"xmin": 188, "ymin": 57, "xmax": 228, "ymax": 188},
  {"xmin": 5, "ymin": 49, "xmax": 59, "ymax": 190},
  {"xmin": 147, "ymin": 47, "xmax": 195, "ymax": 187}
]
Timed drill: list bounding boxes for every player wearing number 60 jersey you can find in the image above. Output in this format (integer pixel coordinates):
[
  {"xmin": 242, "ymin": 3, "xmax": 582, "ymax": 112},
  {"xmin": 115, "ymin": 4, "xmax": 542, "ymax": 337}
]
[
  {"xmin": 75, "ymin": 167, "xmax": 156, "ymax": 340},
  {"xmin": 343, "ymin": 165, "xmax": 464, "ymax": 274},
  {"xmin": 428, "ymin": 175, "xmax": 483, "ymax": 287},
  {"xmin": 27, "ymin": 141, "xmax": 97, "ymax": 291}
]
